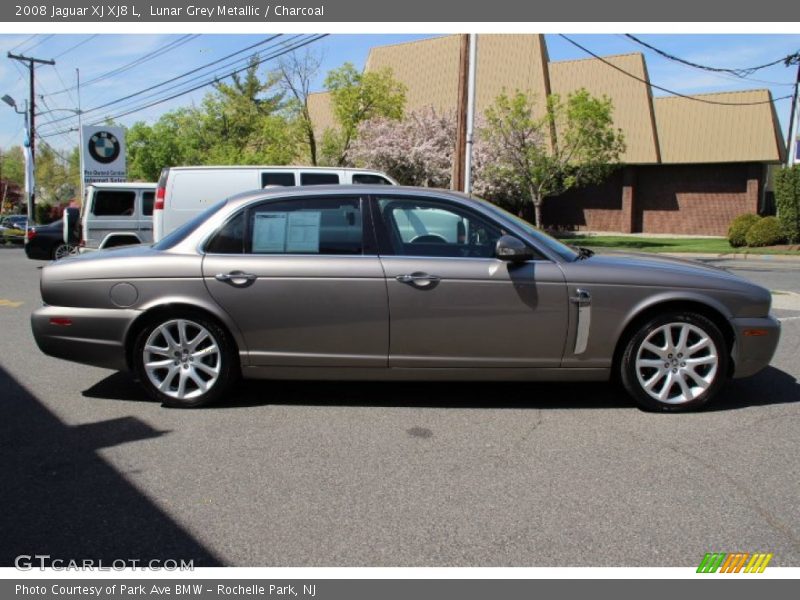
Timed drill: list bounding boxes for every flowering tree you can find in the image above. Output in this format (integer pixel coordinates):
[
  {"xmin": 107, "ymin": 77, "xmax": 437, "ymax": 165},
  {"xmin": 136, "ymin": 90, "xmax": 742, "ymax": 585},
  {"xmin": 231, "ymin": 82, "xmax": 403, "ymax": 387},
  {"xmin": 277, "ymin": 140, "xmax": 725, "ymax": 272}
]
[
  {"xmin": 351, "ymin": 107, "xmax": 455, "ymax": 187},
  {"xmin": 482, "ymin": 89, "xmax": 625, "ymax": 228}
]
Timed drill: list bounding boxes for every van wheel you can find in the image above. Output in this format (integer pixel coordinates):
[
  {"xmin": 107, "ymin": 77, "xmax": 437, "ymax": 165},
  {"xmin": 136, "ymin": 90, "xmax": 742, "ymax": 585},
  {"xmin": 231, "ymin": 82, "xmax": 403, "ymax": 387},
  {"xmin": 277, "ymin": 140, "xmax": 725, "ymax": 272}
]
[{"xmin": 133, "ymin": 314, "xmax": 237, "ymax": 408}]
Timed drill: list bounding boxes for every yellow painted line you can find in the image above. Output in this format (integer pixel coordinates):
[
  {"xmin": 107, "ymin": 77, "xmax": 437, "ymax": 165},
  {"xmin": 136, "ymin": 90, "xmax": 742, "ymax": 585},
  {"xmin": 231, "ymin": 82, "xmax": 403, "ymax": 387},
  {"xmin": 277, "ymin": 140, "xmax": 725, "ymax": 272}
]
[
  {"xmin": 0, "ymin": 299, "xmax": 23, "ymax": 308},
  {"xmin": 758, "ymin": 554, "xmax": 773, "ymax": 573}
]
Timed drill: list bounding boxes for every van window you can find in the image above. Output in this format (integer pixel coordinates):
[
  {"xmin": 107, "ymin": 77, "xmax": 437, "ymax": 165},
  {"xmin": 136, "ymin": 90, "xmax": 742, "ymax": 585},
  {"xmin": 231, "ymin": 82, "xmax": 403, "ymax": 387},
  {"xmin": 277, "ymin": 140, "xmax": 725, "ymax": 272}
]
[
  {"xmin": 93, "ymin": 190, "xmax": 136, "ymax": 216},
  {"xmin": 261, "ymin": 172, "xmax": 296, "ymax": 187},
  {"xmin": 353, "ymin": 174, "xmax": 392, "ymax": 185},
  {"xmin": 142, "ymin": 191, "xmax": 155, "ymax": 216},
  {"xmin": 300, "ymin": 172, "xmax": 339, "ymax": 186}
]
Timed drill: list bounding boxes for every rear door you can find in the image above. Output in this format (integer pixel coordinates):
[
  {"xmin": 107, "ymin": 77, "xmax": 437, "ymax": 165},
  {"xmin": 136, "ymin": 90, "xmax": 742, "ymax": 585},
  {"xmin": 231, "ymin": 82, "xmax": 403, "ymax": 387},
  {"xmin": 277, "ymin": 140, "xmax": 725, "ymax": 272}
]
[{"xmin": 202, "ymin": 194, "xmax": 388, "ymax": 367}]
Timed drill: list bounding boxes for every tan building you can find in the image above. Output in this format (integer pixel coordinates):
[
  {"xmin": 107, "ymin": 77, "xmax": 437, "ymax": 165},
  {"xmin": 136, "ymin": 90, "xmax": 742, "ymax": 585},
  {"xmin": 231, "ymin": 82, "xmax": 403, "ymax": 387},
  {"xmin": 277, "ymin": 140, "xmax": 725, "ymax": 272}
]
[{"xmin": 309, "ymin": 34, "xmax": 786, "ymax": 236}]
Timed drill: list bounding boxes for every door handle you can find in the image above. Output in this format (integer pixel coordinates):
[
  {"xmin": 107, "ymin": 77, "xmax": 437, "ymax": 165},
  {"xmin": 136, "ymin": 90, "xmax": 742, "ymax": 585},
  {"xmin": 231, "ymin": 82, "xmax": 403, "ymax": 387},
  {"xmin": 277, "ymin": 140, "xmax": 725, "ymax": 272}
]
[
  {"xmin": 396, "ymin": 273, "xmax": 441, "ymax": 287},
  {"xmin": 215, "ymin": 272, "xmax": 257, "ymax": 284}
]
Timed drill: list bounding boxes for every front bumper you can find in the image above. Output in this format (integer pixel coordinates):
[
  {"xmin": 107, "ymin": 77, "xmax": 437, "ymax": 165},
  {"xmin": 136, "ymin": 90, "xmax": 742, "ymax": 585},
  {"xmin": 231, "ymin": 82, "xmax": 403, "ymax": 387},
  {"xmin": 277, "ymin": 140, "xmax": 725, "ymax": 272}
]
[
  {"xmin": 730, "ymin": 315, "xmax": 781, "ymax": 379},
  {"xmin": 31, "ymin": 304, "xmax": 141, "ymax": 371}
]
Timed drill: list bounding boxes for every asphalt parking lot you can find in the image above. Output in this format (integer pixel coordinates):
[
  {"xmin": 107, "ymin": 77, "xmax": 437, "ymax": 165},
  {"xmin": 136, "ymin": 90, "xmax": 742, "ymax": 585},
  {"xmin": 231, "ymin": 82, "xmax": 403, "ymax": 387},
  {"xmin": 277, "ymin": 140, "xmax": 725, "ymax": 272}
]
[{"xmin": 1, "ymin": 247, "xmax": 798, "ymax": 567}]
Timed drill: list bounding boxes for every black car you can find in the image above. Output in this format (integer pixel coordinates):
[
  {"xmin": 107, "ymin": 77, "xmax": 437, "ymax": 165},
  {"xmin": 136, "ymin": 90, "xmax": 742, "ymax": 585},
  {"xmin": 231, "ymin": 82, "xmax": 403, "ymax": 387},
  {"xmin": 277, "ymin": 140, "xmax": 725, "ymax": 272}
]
[{"xmin": 24, "ymin": 219, "xmax": 76, "ymax": 260}]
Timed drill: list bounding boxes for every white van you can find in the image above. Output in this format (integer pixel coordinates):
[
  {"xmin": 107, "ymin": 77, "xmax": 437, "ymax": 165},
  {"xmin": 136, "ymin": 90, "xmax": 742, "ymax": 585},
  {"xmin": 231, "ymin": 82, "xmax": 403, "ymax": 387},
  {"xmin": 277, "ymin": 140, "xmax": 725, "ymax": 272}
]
[
  {"xmin": 79, "ymin": 182, "xmax": 157, "ymax": 251},
  {"xmin": 153, "ymin": 166, "xmax": 397, "ymax": 241}
]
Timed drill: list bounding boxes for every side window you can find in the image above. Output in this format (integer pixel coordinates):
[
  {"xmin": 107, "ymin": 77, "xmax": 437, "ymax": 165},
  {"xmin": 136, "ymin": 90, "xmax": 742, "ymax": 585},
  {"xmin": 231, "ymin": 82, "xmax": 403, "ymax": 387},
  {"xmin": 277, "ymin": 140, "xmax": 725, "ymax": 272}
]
[
  {"xmin": 205, "ymin": 211, "xmax": 246, "ymax": 254},
  {"xmin": 300, "ymin": 172, "xmax": 339, "ymax": 186},
  {"xmin": 352, "ymin": 174, "xmax": 392, "ymax": 185},
  {"xmin": 249, "ymin": 197, "xmax": 363, "ymax": 255},
  {"xmin": 141, "ymin": 191, "xmax": 155, "ymax": 216},
  {"xmin": 377, "ymin": 197, "xmax": 505, "ymax": 258},
  {"xmin": 93, "ymin": 191, "xmax": 136, "ymax": 216},
  {"xmin": 262, "ymin": 172, "xmax": 296, "ymax": 187}
]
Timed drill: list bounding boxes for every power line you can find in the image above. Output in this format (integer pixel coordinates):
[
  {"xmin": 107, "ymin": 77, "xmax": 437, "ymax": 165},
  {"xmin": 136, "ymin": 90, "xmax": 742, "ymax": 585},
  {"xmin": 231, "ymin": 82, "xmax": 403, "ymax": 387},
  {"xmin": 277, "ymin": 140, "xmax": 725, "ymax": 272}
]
[
  {"xmin": 21, "ymin": 34, "xmax": 54, "ymax": 54},
  {"xmin": 558, "ymin": 35, "xmax": 793, "ymax": 106},
  {"xmin": 46, "ymin": 34, "xmax": 200, "ymax": 96},
  {"xmin": 53, "ymin": 35, "xmax": 99, "ymax": 59},
  {"xmin": 41, "ymin": 35, "xmax": 283, "ymax": 128},
  {"xmin": 624, "ymin": 34, "xmax": 798, "ymax": 78},
  {"xmin": 41, "ymin": 35, "xmax": 327, "ymax": 138}
]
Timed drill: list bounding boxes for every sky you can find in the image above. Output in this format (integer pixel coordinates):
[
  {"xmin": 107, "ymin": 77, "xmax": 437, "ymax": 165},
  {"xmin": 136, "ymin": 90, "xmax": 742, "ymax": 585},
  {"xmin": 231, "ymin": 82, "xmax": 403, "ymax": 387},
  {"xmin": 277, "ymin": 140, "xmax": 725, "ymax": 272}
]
[{"xmin": 0, "ymin": 33, "xmax": 797, "ymax": 155}]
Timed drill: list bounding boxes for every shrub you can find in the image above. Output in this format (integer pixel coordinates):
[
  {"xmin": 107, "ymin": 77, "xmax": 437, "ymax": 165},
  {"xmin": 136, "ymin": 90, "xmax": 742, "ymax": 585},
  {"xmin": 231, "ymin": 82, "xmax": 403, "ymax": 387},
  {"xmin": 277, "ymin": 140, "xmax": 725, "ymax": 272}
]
[
  {"xmin": 745, "ymin": 216, "xmax": 785, "ymax": 247},
  {"xmin": 727, "ymin": 213, "xmax": 761, "ymax": 247},
  {"xmin": 775, "ymin": 165, "xmax": 800, "ymax": 243}
]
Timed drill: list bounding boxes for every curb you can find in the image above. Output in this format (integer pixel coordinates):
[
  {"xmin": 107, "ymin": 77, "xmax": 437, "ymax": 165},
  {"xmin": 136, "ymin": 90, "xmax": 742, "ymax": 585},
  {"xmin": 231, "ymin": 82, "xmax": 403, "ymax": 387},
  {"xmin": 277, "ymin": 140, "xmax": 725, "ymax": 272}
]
[{"xmin": 662, "ymin": 252, "xmax": 800, "ymax": 263}]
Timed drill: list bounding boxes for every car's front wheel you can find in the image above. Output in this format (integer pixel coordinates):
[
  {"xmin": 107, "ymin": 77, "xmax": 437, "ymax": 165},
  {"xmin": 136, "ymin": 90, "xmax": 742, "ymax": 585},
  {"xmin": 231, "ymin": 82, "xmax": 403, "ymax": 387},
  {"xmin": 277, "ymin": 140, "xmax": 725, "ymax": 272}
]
[
  {"xmin": 620, "ymin": 312, "xmax": 728, "ymax": 412},
  {"xmin": 133, "ymin": 314, "xmax": 237, "ymax": 408}
]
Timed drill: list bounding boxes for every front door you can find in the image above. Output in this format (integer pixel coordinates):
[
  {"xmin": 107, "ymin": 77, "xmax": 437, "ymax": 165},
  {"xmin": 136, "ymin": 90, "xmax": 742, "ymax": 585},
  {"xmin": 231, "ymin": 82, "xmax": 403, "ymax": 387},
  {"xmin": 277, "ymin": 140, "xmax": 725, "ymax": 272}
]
[
  {"xmin": 374, "ymin": 195, "xmax": 569, "ymax": 368},
  {"xmin": 202, "ymin": 195, "xmax": 388, "ymax": 368}
]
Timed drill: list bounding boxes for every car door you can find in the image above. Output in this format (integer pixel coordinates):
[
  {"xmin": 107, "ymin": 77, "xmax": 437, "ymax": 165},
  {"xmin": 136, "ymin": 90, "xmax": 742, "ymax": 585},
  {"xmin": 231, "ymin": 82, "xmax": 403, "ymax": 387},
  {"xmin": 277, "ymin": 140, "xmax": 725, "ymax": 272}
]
[
  {"xmin": 373, "ymin": 195, "xmax": 569, "ymax": 368},
  {"xmin": 89, "ymin": 188, "xmax": 136, "ymax": 248},
  {"xmin": 202, "ymin": 194, "xmax": 389, "ymax": 368}
]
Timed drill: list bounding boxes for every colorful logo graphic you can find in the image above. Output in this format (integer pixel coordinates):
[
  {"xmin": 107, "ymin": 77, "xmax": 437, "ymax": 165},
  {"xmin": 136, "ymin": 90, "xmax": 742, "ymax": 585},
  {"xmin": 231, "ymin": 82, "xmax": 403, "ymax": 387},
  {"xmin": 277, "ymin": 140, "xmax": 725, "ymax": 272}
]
[
  {"xmin": 696, "ymin": 552, "xmax": 773, "ymax": 573},
  {"xmin": 88, "ymin": 131, "xmax": 121, "ymax": 164}
]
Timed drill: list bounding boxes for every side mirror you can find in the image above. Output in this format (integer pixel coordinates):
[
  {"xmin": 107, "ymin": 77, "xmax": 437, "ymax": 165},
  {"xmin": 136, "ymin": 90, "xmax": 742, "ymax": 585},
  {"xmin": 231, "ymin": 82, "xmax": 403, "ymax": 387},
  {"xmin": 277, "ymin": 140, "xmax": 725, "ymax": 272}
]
[{"xmin": 495, "ymin": 235, "xmax": 534, "ymax": 262}]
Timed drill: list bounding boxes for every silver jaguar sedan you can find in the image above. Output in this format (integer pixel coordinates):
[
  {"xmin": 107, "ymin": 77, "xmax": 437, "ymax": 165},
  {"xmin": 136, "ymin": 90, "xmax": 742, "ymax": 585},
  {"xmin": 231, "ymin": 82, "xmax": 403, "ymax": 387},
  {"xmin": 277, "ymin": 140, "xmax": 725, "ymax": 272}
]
[{"xmin": 32, "ymin": 185, "xmax": 780, "ymax": 411}]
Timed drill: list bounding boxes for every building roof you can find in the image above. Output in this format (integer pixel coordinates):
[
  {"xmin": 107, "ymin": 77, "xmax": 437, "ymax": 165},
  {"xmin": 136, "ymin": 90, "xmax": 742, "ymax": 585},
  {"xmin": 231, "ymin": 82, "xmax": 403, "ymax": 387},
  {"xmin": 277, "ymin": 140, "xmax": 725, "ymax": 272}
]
[
  {"xmin": 654, "ymin": 90, "xmax": 786, "ymax": 164},
  {"xmin": 308, "ymin": 34, "xmax": 786, "ymax": 166},
  {"xmin": 549, "ymin": 53, "xmax": 660, "ymax": 164}
]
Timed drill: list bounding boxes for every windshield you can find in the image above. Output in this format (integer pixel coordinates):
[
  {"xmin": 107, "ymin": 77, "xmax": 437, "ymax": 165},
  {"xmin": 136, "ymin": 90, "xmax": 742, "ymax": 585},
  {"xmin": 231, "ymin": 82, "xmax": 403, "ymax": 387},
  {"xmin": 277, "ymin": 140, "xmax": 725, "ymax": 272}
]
[
  {"xmin": 473, "ymin": 198, "xmax": 579, "ymax": 261},
  {"xmin": 153, "ymin": 199, "xmax": 228, "ymax": 251}
]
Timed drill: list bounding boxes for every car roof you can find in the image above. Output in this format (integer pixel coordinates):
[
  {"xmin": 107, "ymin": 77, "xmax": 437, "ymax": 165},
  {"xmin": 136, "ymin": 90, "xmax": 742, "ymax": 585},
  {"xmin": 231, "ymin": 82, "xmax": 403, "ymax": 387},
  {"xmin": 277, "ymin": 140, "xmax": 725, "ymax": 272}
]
[{"xmin": 224, "ymin": 185, "xmax": 476, "ymax": 207}]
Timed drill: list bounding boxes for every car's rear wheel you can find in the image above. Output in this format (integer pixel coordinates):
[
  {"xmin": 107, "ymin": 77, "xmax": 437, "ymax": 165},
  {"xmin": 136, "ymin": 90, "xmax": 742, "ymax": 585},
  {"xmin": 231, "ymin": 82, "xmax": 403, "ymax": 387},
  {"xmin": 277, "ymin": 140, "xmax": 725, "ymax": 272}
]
[
  {"xmin": 52, "ymin": 243, "xmax": 77, "ymax": 260},
  {"xmin": 620, "ymin": 312, "xmax": 728, "ymax": 412},
  {"xmin": 133, "ymin": 314, "xmax": 237, "ymax": 408}
]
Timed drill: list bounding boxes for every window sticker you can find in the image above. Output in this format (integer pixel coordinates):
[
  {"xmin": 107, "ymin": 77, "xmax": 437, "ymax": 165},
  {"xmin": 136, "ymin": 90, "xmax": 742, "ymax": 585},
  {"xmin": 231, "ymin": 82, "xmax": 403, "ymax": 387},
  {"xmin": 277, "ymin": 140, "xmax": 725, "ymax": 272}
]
[
  {"xmin": 252, "ymin": 212, "xmax": 288, "ymax": 253},
  {"xmin": 286, "ymin": 211, "xmax": 321, "ymax": 253}
]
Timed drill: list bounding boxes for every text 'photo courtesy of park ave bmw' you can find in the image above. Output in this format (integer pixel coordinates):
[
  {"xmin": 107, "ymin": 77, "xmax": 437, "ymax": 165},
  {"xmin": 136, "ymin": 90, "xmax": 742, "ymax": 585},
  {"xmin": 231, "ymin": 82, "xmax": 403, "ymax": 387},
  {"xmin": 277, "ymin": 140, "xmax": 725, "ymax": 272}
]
[{"xmin": 5, "ymin": 32, "xmax": 795, "ymax": 413}]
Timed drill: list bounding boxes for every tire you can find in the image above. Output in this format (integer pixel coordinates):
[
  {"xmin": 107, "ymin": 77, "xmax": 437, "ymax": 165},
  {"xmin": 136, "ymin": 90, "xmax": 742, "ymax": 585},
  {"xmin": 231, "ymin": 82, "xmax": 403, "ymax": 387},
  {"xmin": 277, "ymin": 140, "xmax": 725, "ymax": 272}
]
[
  {"xmin": 52, "ymin": 243, "xmax": 77, "ymax": 260},
  {"xmin": 620, "ymin": 311, "xmax": 728, "ymax": 412},
  {"xmin": 132, "ymin": 313, "xmax": 238, "ymax": 408}
]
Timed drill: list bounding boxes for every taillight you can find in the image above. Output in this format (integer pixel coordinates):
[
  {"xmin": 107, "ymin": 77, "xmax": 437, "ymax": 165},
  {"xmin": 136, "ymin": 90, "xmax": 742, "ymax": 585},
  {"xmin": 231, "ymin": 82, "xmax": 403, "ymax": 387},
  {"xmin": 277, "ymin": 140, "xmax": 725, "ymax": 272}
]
[
  {"xmin": 155, "ymin": 186, "xmax": 165, "ymax": 210},
  {"xmin": 26, "ymin": 228, "xmax": 36, "ymax": 241}
]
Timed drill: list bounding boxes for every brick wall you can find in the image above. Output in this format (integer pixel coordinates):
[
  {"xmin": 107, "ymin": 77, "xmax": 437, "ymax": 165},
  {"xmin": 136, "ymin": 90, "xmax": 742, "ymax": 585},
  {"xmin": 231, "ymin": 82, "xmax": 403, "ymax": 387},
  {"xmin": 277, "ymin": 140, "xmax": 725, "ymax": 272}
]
[{"xmin": 542, "ymin": 162, "xmax": 765, "ymax": 235}]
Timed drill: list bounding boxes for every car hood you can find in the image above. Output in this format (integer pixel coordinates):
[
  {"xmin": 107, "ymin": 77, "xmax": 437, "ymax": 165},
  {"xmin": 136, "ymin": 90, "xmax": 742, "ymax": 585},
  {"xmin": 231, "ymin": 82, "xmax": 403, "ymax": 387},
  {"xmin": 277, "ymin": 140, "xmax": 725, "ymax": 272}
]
[{"xmin": 562, "ymin": 249, "xmax": 763, "ymax": 293}]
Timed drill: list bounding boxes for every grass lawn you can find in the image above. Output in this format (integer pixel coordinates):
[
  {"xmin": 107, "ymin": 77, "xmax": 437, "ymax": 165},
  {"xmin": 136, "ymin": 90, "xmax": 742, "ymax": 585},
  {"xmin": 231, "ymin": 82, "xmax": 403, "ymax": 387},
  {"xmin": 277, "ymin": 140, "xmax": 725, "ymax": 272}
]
[{"xmin": 556, "ymin": 235, "xmax": 800, "ymax": 255}]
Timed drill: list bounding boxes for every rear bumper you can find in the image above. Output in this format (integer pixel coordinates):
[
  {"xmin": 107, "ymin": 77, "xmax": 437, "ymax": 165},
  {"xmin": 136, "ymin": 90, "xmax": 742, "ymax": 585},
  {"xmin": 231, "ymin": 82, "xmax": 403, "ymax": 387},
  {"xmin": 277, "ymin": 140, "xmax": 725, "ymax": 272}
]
[
  {"xmin": 730, "ymin": 315, "xmax": 781, "ymax": 379},
  {"xmin": 31, "ymin": 304, "xmax": 141, "ymax": 371}
]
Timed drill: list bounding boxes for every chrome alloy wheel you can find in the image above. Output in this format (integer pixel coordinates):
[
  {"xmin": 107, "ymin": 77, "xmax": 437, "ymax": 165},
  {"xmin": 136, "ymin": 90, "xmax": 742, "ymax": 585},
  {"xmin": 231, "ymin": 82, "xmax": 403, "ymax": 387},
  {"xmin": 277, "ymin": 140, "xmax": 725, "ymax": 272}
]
[
  {"xmin": 53, "ymin": 244, "xmax": 77, "ymax": 260},
  {"xmin": 142, "ymin": 319, "xmax": 221, "ymax": 401},
  {"xmin": 635, "ymin": 322, "xmax": 719, "ymax": 405}
]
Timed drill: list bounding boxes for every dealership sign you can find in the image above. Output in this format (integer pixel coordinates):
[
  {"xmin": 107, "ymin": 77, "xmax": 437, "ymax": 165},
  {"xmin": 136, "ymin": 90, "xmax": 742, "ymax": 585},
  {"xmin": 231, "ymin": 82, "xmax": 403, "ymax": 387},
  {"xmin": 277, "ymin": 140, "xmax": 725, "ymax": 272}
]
[{"xmin": 82, "ymin": 126, "xmax": 126, "ymax": 183}]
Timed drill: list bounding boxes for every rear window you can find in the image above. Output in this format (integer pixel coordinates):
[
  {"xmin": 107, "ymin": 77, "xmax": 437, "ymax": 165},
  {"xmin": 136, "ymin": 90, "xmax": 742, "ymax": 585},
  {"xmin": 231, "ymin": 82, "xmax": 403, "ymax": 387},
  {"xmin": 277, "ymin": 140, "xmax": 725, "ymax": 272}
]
[
  {"xmin": 93, "ymin": 190, "xmax": 135, "ymax": 216},
  {"xmin": 142, "ymin": 191, "xmax": 155, "ymax": 216},
  {"xmin": 300, "ymin": 172, "xmax": 339, "ymax": 185},
  {"xmin": 262, "ymin": 172, "xmax": 296, "ymax": 187},
  {"xmin": 153, "ymin": 199, "xmax": 228, "ymax": 251},
  {"xmin": 352, "ymin": 174, "xmax": 392, "ymax": 185}
]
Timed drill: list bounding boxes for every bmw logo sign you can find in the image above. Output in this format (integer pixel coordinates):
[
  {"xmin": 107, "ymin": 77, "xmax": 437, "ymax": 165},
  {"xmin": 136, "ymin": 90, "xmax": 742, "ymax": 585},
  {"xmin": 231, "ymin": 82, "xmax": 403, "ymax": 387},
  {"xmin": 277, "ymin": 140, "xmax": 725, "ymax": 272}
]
[{"xmin": 88, "ymin": 131, "xmax": 121, "ymax": 164}]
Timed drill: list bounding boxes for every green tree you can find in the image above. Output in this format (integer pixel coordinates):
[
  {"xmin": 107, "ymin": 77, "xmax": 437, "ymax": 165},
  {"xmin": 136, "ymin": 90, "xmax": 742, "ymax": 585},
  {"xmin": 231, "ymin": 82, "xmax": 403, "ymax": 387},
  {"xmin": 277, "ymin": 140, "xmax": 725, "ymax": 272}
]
[
  {"xmin": 322, "ymin": 63, "xmax": 406, "ymax": 166},
  {"xmin": 34, "ymin": 143, "xmax": 77, "ymax": 205},
  {"xmin": 1, "ymin": 146, "xmax": 25, "ymax": 186},
  {"xmin": 482, "ymin": 89, "xmax": 625, "ymax": 228},
  {"xmin": 775, "ymin": 165, "xmax": 800, "ymax": 243}
]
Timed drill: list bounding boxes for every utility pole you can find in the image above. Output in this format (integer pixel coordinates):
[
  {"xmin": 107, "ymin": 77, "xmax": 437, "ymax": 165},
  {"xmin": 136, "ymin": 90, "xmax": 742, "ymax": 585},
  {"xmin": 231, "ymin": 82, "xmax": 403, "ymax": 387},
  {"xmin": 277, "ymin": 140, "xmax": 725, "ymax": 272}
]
[
  {"xmin": 464, "ymin": 34, "xmax": 478, "ymax": 195},
  {"xmin": 787, "ymin": 57, "xmax": 800, "ymax": 167},
  {"xmin": 452, "ymin": 34, "xmax": 469, "ymax": 193},
  {"xmin": 8, "ymin": 52, "xmax": 55, "ymax": 219}
]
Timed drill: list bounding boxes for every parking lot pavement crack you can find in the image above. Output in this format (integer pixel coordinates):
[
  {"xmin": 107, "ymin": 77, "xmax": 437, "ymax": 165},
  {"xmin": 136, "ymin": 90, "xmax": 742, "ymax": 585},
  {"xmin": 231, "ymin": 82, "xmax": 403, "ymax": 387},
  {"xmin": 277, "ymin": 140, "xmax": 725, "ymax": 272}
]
[{"xmin": 617, "ymin": 427, "xmax": 800, "ymax": 552}]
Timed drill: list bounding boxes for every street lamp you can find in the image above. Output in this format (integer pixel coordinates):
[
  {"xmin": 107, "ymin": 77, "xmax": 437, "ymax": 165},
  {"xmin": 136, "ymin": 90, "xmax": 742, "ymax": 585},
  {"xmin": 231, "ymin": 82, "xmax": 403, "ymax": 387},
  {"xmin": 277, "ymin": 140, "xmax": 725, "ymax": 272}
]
[{"xmin": 2, "ymin": 93, "xmax": 33, "ymax": 219}]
